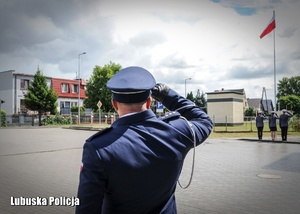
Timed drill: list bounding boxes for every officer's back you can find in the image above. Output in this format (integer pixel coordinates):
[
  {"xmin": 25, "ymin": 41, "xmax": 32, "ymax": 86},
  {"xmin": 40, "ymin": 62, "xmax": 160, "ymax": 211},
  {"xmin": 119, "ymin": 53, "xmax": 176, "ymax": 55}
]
[{"xmin": 76, "ymin": 66, "xmax": 213, "ymax": 214}]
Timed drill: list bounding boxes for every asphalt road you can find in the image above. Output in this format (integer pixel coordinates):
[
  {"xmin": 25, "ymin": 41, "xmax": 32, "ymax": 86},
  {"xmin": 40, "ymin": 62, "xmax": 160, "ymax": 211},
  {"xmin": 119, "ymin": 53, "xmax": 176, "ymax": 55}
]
[{"xmin": 0, "ymin": 128, "xmax": 299, "ymax": 214}]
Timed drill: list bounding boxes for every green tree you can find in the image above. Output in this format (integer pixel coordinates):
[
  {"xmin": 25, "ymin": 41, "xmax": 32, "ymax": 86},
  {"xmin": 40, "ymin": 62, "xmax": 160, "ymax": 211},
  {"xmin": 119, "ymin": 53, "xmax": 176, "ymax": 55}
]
[
  {"xmin": 277, "ymin": 95, "xmax": 300, "ymax": 114},
  {"xmin": 24, "ymin": 69, "xmax": 58, "ymax": 126},
  {"xmin": 186, "ymin": 91, "xmax": 194, "ymax": 102},
  {"xmin": 244, "ymin": 107, "xmax": 256, "ymax": 116},
  {"xmin": 84, "ymin": 62, "xmax": 122, "ymax": 112},
  {"xmin": 277, "ymin": 76, "xmax": 300, "ymax": 97},
  {"xmin": 194, "ymin": 89, "xmax": 207, "ymax": 108}
]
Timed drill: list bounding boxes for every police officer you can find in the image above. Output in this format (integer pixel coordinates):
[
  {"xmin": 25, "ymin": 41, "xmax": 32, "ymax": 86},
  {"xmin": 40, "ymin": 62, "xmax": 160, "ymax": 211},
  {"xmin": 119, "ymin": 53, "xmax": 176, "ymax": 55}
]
[
  {"xmin": 268, "ymin": 111, "xmax": 279, "ymax": 141},
  {"xmin": 279, "ymin": 109, "xmax": 293, "ymax": 141},
  {"xmin": 76, "ymin": 66, "xmax": 213, "ymax": 214},
  {"xmin": 256, "ymin": 111, "xmax": 267, "ymax": 140}
]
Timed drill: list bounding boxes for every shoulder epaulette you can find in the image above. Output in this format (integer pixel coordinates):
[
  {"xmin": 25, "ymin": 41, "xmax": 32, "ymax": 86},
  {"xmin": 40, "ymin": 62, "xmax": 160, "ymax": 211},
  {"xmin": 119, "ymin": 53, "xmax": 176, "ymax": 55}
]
[
  {"xmin": 159, "ymin": 111, "xmax": 181, "ymax": 122},
  {"xmin": 86, "ymin": 127, "xmax": 112, "ymax": 142}
]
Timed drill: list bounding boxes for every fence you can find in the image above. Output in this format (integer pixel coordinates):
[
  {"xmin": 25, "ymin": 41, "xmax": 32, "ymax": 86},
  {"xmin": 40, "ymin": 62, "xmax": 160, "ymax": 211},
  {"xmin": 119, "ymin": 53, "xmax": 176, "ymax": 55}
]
[
  {"xmin": 1, "ymin": 112, "xmax": 119, "ymax": 127},
  {"xmin": 69, "ymin": 112, "xmax": 119, "ymax": 125},
  {"xmin": 210, "ymin": 116, "xmax": 254, "ymax": 132},
  {"xmin": 4, "ymin": 114, "xmax": 45, "ymax": 126},
  {"xmin": 2, "ymin": 113, "xmax": 298, "ymax": 133},
  {"xmin": 213, "ymin": 115, "xmax": 299, "ymax": 132}
]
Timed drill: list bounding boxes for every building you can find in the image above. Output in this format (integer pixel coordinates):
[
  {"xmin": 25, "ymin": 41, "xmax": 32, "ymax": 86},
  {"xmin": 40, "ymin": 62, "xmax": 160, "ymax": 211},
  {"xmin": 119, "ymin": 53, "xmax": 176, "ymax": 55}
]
[
  {"xmin": 247, "ymin": 98, "xmax": 274, "ymax": 114},
  {"xmin": 52, "ymin": 78, "xmax": 87, "ymax": 115},
  {"xmin": 0, "ymin": 70, "xmax": 52, "ymax": 115},
  {"xmin": 0, "ymin": 70, "xmax": 87, "ymax": 115},
  {"xmin": 207, "ymin": 88, "xmax": 248, "ymax": 126}
]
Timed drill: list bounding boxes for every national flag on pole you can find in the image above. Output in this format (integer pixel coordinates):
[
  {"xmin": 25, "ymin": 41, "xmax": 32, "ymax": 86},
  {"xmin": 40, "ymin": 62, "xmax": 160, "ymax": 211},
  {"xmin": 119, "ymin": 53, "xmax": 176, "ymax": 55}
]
[{"xmin": 260, "ymin": 11, "xmax": 276, "ymax": 39}]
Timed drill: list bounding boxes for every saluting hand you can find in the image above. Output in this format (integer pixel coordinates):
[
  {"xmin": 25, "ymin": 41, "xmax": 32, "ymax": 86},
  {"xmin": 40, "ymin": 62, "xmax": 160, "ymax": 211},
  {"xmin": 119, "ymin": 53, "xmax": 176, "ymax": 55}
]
[{"xmin": 151, "ymin": 83, "xmax": 170, "ymax": 103}]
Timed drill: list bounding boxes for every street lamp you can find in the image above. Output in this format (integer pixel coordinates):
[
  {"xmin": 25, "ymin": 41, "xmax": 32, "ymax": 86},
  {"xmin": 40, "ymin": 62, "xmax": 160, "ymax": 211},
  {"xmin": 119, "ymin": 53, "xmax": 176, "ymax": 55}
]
[
  {"xmin": 78, "ymin": 52, "xmax": 86, "ymax": 124},
  {"xmin": 185, "ymin": 78, "xmax": 192, "ymax": 98}
]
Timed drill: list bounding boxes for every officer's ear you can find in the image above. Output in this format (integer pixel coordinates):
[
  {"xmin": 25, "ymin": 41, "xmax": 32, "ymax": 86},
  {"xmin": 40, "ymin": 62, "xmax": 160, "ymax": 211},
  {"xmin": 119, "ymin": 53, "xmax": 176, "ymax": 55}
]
[
  {"xmin": 146, "ymin": 97, "xmax": 152, "ymax": 109},
  {"xmin": 111, "ymin": 99, "xmax": 118, "ymax": 111}
]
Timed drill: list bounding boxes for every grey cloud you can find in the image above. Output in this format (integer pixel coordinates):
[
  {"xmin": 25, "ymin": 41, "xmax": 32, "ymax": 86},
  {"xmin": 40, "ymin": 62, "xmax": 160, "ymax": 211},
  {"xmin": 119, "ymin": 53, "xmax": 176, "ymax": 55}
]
[
  {"xmin": 211, "ymin": 0, "xmax": 283, "ymax": 16},
  {"xmin": 159, "ymin": 53, "xmax": 195, "ymax": 69},
  {"xmin": 0, "ymin": 0, "xmax": 102, "ymax": 53},
  {"xmin": 129, "ymin": 31, "xmax": 166, "ymax": 48},
  {"xmin": 0, "ymin": 0, "xmax": 115, "ymax": 76},
  {"xmin": 0, "ymin": 1, "xmax": 71, "ymax": 52},
  {"xmin": 279, "ymin": 27, "xmax": 297, "ymax": 38},
  {"xmin": 151, "ymin": 68, "xmax": 194, "ymax": 85},
  {"xmin": 290, "ymin": 49, "xmax": 300, "ymax": 60},
  {"xmin": 153, "ymin": 12, "xmax": 202, "ymax": 24},
  {"xmin": 227, "ymin": 65, "xmax": 273, "ymax": 80}
]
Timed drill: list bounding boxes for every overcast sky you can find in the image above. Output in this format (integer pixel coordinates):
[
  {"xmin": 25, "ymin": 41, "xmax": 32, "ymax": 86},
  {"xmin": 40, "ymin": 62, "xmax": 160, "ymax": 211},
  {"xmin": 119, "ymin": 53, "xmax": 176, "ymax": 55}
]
[{"xmin": 1, "ymin": 0, "xmax": 299, "ymax": 102}]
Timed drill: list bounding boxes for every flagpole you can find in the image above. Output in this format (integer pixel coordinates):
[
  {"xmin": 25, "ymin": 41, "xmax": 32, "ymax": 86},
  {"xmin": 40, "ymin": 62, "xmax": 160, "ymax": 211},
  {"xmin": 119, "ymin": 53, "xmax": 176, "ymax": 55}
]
[{"xmin": 273, "ymin": 10, "xmax": 277, "ymax": 111}]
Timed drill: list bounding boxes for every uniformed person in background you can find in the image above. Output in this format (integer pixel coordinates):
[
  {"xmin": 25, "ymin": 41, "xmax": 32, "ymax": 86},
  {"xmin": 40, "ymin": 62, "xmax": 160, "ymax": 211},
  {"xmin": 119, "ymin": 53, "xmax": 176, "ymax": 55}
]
[
  {"xmin": 256, "ymin": 111, "xmax": 267, "ymax": 140},
  {"xmin": 268, "ymin": 110, "xmax": 279, "ymax": 141},
  {"xmin": 76, "ymin": 66, "xmax": 213, "ymax": 214},
  {"xmin": 279, "ymin": 109, "xmax": 293, "ymax": 141}
]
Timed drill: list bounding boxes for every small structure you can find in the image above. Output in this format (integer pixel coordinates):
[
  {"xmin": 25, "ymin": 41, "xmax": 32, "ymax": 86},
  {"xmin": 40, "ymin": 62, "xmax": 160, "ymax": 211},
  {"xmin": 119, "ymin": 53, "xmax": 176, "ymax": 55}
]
[
  {"xmin": 247, "ymin": 98, "xmax": 274, "ymax": 114},
  {"xmin": 207, "ymin": 88, "xmax": 247, "ymax": 126}
]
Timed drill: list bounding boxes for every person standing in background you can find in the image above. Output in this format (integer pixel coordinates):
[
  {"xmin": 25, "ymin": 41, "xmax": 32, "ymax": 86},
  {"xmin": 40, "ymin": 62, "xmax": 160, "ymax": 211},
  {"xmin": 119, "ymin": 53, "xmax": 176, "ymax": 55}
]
[
  {"xmin": 279, "ymin": 109, "xmax": 293, "ymax": 141},
  {"xmin": 256, "ymin": 111, "xmax": 267, "ymax": 140},
  {"xmin": 268, "ymin": 111, "xmax": 279, "ymax": 141}
]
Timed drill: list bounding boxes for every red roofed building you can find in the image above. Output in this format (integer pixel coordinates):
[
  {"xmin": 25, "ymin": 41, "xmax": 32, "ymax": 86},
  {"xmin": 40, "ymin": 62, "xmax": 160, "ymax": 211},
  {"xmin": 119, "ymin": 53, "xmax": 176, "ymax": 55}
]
[{"xmin": 52, "ymin": 78, "xmax": 87, "ymax": 114}]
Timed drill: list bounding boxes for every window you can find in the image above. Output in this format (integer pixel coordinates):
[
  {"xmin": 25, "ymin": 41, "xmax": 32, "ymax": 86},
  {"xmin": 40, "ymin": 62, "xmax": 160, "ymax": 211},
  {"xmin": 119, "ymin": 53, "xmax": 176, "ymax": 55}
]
[
  {"xmin": 61, "ymin": 83, "xmax": 69, "ymax": 93},
  {"xmin": 72, "ymin": 84, "xmax": 79, "ymax": 93},
  {"xmin": 71, "ymin": 102, "xmax": 77, "ymax": 107},
  {"xmin": 60, "ymin": 101, "xmax": 74, "ymax": 108},
  {"xmin": 64, "ymin": 102, "xmax": 70, "ymax": 108},
  {"xmin": 20, "ymin": 79, "xmax": 30, "ymax": 89},
  {"xmin": 60, "ymin": 101, "xmax": 72, "ymax": 114}
]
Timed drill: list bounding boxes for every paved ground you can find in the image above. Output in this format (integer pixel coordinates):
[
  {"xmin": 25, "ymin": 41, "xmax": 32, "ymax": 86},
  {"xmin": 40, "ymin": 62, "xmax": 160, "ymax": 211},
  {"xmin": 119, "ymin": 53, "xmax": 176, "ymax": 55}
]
[{"xmin": 0, "ymin": 127, "xmax": 299, "ymax": 214}]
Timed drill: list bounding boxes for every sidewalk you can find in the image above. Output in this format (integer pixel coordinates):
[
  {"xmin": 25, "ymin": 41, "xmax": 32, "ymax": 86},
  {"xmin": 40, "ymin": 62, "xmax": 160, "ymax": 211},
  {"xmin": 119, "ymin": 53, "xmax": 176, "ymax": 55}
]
[
  {"xmin": 0, "ymin": 128, "xmax": 300, "ymax": 214},
  {"xmin": 240, "ymin": 135, "xmax": 300, "ymax": 144}
]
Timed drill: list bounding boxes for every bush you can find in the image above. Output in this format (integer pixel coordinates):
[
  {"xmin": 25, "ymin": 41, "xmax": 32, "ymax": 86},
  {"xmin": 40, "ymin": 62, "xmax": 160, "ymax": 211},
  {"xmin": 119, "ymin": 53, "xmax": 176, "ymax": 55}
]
[
  {"xmin": 0, "ymin": 109, "xmax": 7, "ymax": 127},
  {"xmin": 42, "ymin": 114, "xmax": 71, "ymax": 125},
  {"xmin": 71, "ymin": 106, "xmax": 85, "ymax": 113},
  {"xmin": 290, "ymin": 115, "xmax": 300, "ymax": 132},
  {"xmin": 244, "ymin": 107, "xmax": 256, "ymax": 116}
]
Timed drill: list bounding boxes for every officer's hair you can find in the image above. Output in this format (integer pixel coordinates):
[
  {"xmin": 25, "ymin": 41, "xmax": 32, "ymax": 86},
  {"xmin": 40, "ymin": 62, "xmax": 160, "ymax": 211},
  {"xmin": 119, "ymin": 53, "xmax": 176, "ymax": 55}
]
[{"xmin": 119, "ymin": 99, "xmax": 147, "ymax": 107}]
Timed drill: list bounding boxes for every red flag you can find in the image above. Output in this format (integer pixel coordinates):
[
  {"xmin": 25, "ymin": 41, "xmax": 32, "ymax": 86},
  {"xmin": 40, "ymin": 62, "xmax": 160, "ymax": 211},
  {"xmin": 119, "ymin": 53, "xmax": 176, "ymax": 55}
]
[{"xmin": 260, "ymin": 11, "xmax": 276, "ymax": 39}]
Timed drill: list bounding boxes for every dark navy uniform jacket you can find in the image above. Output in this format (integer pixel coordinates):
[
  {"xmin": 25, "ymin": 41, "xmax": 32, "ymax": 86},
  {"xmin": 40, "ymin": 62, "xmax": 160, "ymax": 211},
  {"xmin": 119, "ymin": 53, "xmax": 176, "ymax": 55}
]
[
  {"xmin": 256, "ymin": 115, "xmax": 266, "ymax": 128},
  {"xmin": 279, "ymin": 112, "xmax": 292, "ymax": 127},
  {"xmin": 268, "ymin": 114, "xmax": 278, "ymax": 128},
  {"xmin": 76, "ymin": 89, "xmax": 213, "ymax": 214}
]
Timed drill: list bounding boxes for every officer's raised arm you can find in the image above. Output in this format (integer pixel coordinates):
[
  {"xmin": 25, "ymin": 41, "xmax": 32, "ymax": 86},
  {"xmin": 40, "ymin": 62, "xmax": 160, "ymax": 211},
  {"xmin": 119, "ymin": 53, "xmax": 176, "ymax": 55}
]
[{"xmin": 152, "ymin": 83, "xmax": 213, "ymax": 144}]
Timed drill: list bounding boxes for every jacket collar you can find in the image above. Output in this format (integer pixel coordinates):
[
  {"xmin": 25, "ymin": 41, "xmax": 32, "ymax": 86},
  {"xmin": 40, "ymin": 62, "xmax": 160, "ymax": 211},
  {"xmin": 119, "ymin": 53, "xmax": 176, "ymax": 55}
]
[{"xmin": 111, "ymin": 109, "xmax": 157, "ymax": 127}]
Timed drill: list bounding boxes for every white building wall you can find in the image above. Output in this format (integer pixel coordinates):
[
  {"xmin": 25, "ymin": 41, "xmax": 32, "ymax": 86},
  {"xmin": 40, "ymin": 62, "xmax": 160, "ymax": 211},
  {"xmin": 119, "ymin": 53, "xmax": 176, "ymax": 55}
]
[
  {"xmin": 208, "ymin": 102, "xmax": 233, "ymax": 124},
  {"xmin": 0, "ymin": 70, "xmax": 52, "ymax": 115},
  {"xmin": 233, "ymin": 101, "xmax": 244, "ymax": 124},
  {"xmin": 0, "ymin": 70, "xmax": 15, "ymax": 114},
  {"xmin": 207, "ymin": 92, "xmax": 244, "ymax": 125}
]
